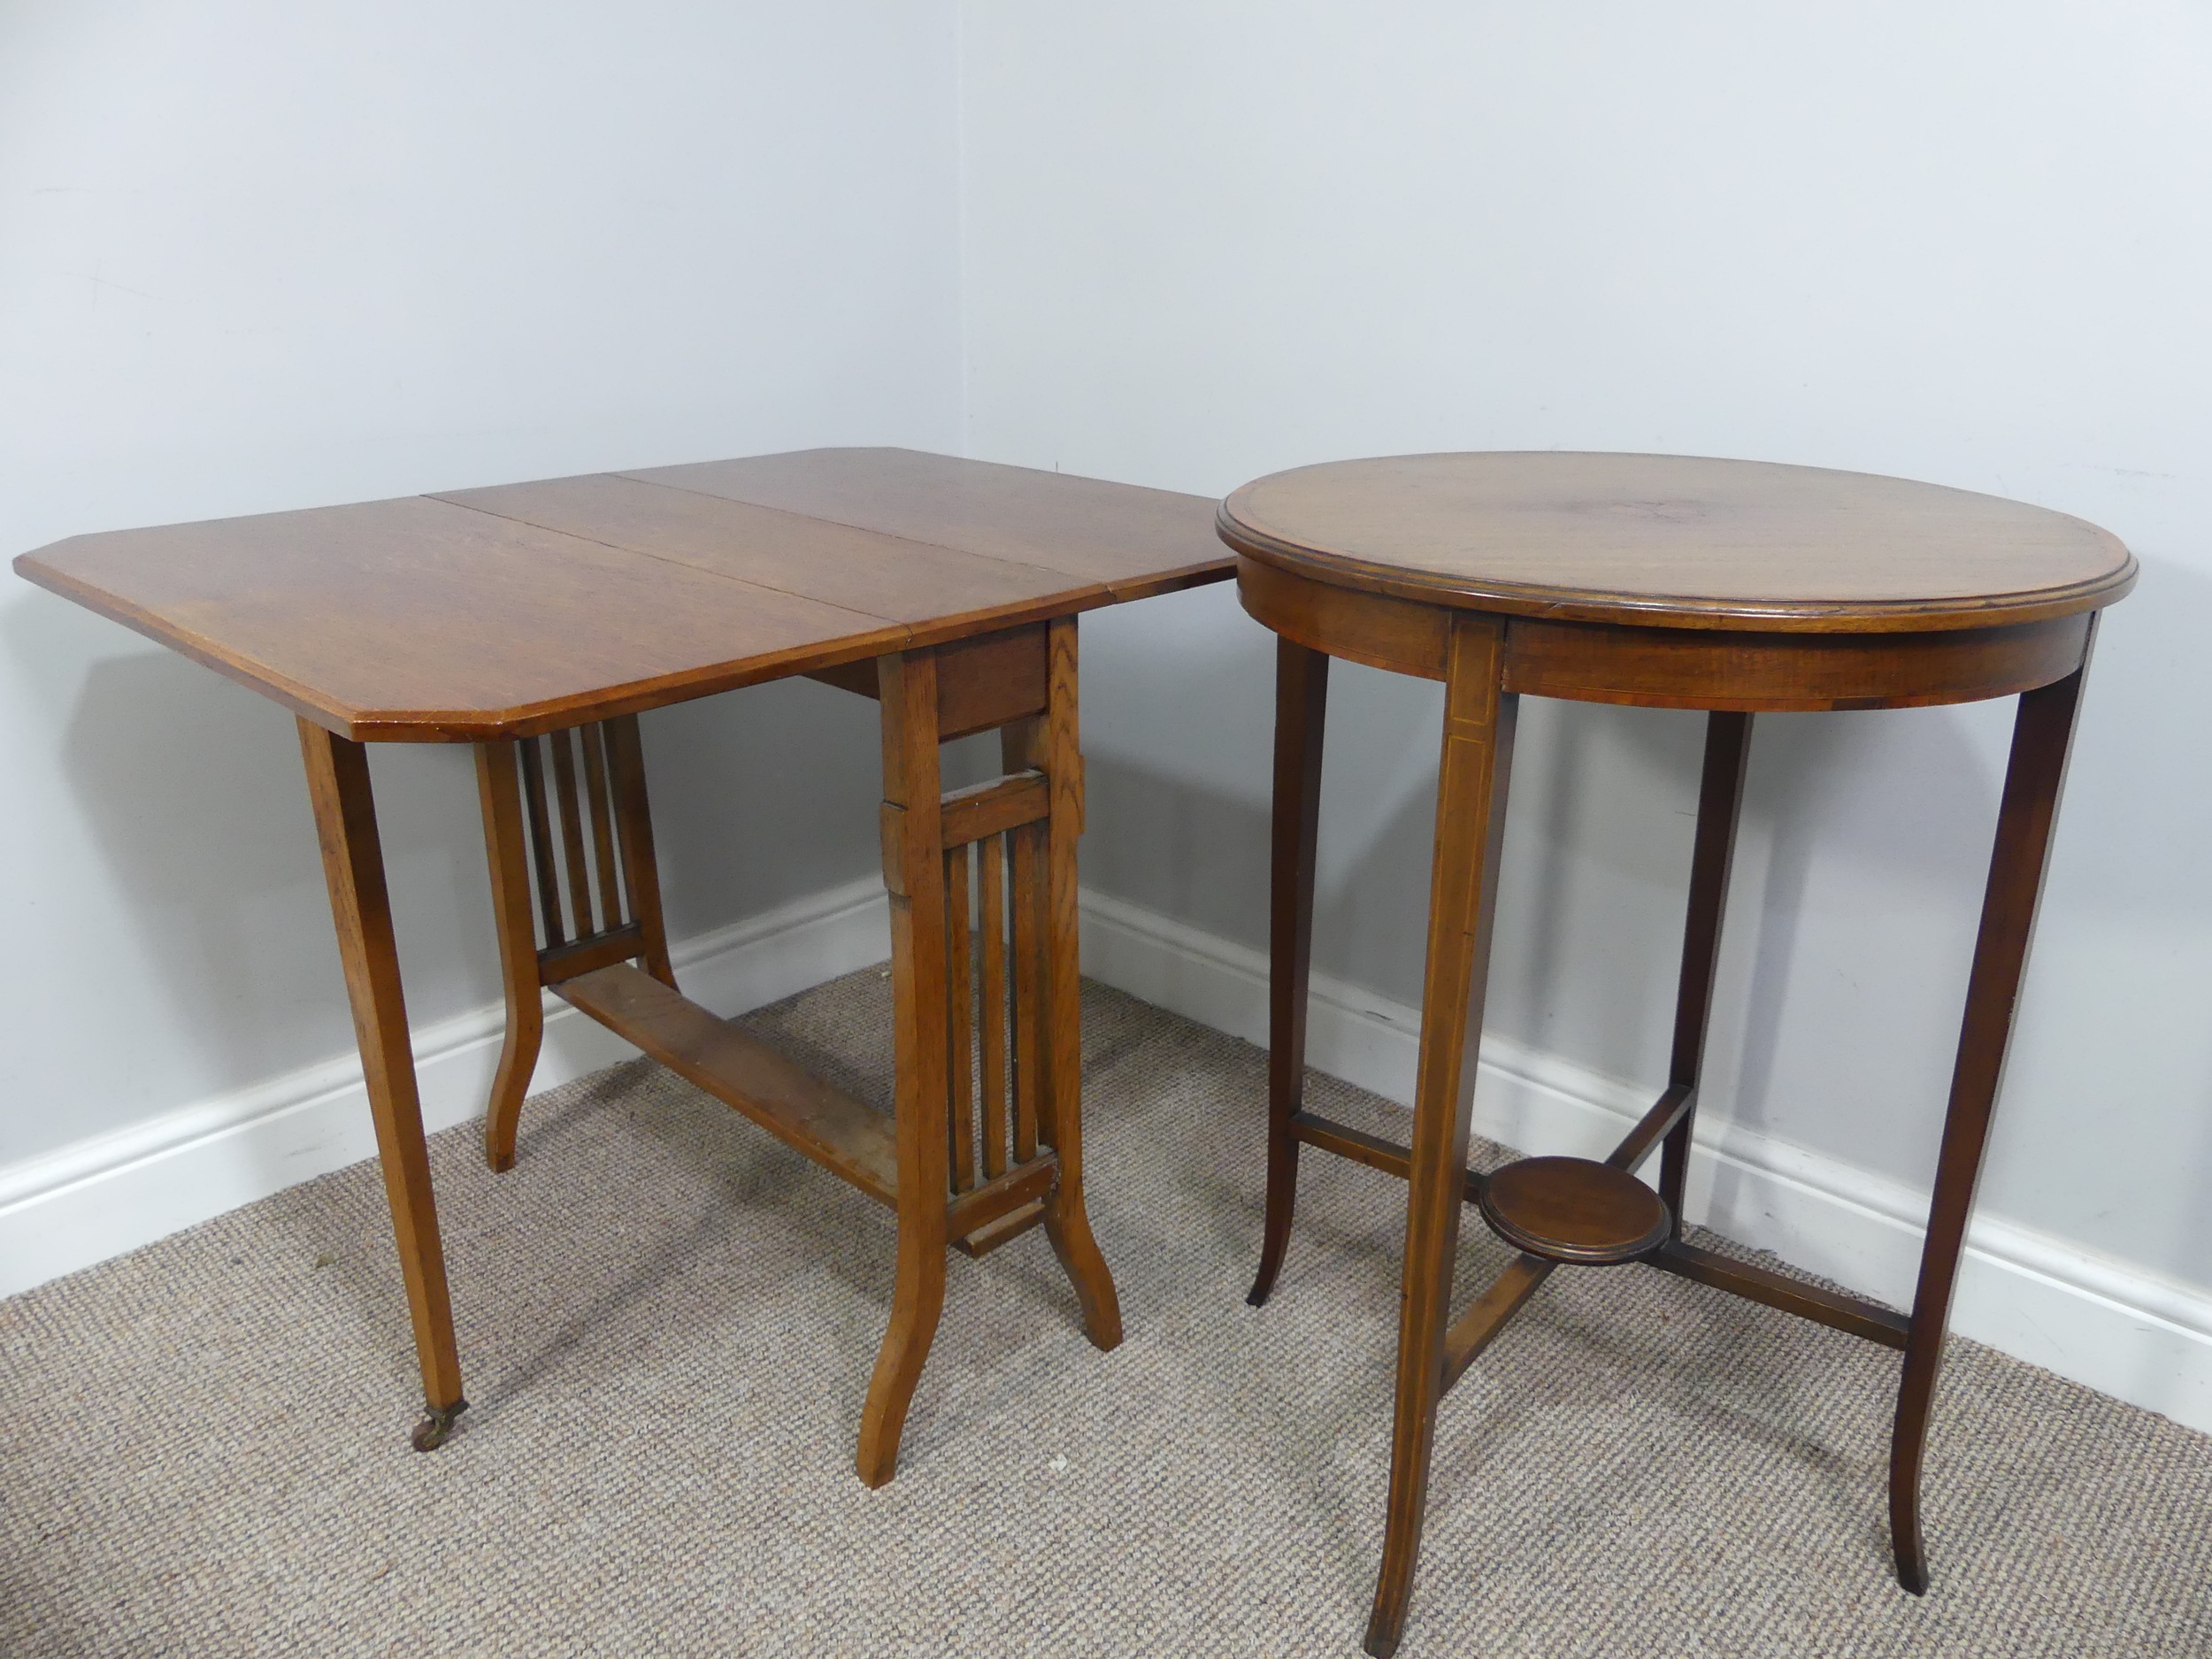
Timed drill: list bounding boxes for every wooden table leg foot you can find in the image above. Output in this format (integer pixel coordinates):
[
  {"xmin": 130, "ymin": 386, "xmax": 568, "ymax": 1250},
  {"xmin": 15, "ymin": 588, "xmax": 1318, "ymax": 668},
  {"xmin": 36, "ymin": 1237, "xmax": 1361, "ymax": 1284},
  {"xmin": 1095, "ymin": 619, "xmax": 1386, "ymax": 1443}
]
[
  {"xmin": 856, "ymin": 1231, "xmax": 948, "ymax": 1487},
  {"xmin": 411, "ymin": 1397, "xmax": 469, "ymax": 1452},
  {"xmin": 1892, "ymin": 1529, "xmax": 1932, "ymax": 1596},
  {"xmin": 1246, "ymin": 1163, "xmax": 1295, "ymax": 1306},
  {"xmin": 481, "ymin": 1020, "xmax": 540, "ymax": 1175},
  {"xmin": 1044, "ymin": 1200, "xmax": 1123, "ymax": 1351},
  {"xmin": 1362, "ymin": 1612, "xmax": 1406, "ymax": 1659},
  {"xmin": 1364, "ymin": 1340, "xmax": 1445, "ymax": 1658}
]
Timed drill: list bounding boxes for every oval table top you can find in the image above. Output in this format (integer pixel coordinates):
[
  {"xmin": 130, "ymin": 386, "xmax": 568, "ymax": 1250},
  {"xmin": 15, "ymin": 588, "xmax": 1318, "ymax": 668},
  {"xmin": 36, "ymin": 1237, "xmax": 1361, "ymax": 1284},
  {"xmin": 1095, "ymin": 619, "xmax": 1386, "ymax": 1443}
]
[{"xmin": 1218, "ymin": 452, "xmax": 2135, "ymax": 633}]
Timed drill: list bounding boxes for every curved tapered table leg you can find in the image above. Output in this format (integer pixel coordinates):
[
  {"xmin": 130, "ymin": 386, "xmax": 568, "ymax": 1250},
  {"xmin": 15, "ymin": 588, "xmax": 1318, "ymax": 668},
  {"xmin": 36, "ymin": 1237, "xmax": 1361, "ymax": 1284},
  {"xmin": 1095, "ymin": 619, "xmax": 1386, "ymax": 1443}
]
[
  {"xmin": 858, "ymin": 1201, "xmax": 949, "ymax": 1488},
  {"xmin": 1365, "ymin": 619, "xmax": 1519, "ymax": 1659},
  {"xmin": 856, "ymin": 648, "xmax": 955, "ymax": 1487},
  {"xmin": 1250, "ymin": 638, "xmax": 1330, "ymax": 1308},
  {"xmin": 476, "ymin": 741, "xmax": 545, "ymax": 1174},
  {"xmin": 1025, "ymin": 618, "xmax": 1125, "ymax": 1348},
  {"xmin": 1890, "ymin": 659, "xmax": 2090, "ymax": 1592},
  {"xmin": 298, "ymin": 718, "xmax": 468, "ymax": 1450}
]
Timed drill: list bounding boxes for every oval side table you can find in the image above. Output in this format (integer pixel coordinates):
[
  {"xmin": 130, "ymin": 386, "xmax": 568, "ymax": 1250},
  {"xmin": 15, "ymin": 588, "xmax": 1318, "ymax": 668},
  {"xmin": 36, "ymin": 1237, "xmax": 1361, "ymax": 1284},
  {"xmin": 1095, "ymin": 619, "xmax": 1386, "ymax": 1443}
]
[{"xmin": 1217, "ymin": 452, "xmax": 2136, "ymax": 1657}]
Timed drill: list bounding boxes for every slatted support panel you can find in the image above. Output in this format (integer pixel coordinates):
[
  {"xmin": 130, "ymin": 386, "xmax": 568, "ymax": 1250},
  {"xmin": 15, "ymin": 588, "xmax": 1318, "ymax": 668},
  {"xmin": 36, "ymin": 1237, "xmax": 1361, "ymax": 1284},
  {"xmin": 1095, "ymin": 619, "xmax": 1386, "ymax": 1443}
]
[
  {"xmin": 941, "ymin": 772, "xmax": 1057, "ymax": 1257},
  {"xmin": 502, "ymin": 717, "xmax": 672, "ymax": 987},
  {"xmin": 510, "ymin": 718, "xmax": 672, "ymax": 980},
  {"xmin": 478, "ymin": 713, "xmax": 677, "ymax": 1171},
  {"xmin": 946, "ymin": 843, "xmax": 976, "ymax": 1193}
]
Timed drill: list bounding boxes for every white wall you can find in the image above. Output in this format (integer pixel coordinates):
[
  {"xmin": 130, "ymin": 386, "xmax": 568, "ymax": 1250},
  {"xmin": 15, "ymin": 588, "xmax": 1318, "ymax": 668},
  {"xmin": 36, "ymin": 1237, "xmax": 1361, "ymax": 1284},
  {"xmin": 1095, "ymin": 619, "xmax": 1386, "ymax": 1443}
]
[
  {"xmin": 0, "ymin": 1, "xmax": 960, "ymax": 1167},
  {"xmin": 959, "ymin": 3, "xmax": 2212, "ymax": 1300}
]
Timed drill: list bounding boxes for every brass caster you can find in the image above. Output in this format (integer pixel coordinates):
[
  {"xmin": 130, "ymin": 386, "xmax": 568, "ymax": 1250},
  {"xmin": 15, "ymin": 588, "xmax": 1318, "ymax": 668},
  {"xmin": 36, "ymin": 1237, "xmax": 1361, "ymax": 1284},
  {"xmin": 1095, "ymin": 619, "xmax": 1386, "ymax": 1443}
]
[{"xmin": 411, "ymin": 1398, "xmax": 468, "ymax": 1452}]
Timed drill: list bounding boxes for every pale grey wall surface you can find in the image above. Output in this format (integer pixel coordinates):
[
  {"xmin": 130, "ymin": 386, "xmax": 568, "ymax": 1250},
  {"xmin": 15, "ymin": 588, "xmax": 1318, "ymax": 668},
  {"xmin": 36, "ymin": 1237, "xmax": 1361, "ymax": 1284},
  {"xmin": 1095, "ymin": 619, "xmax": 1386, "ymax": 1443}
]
[
  {"xmin": 957, "ymin": 4, "xmax": 2212, "ymax": 1290},
  {"xmin": 0, "ymin": 1, "xmax": 960, "ymax": 1164}
]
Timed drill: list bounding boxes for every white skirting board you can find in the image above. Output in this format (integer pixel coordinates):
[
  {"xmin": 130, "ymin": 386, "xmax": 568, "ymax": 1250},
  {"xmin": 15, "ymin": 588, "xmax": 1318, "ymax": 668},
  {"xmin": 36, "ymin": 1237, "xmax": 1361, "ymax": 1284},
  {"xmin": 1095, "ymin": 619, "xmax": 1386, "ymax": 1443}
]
[
  {"xmin": 0, "ymin": 876, "xmax": 892, "ymax": 1304},
  {"xmin": 1077, "ymin": 888, "xmax": 2212, "ymax": 1436},
  {"xmin": 4, "ymin": 874, "xmax": 2209, "ymax": 1437}
]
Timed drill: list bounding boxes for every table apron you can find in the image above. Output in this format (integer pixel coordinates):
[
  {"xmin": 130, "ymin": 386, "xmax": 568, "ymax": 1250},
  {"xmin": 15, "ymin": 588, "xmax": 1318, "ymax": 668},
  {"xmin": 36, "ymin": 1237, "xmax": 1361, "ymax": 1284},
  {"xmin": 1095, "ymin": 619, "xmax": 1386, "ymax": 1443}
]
[
  {"xmin": 1502, "ymin": 612, "xmax": 2093, "ymax": 710},
  {"xmin": 1239, "ymin": 554, "xmax": 2095, "ymax": 710}
]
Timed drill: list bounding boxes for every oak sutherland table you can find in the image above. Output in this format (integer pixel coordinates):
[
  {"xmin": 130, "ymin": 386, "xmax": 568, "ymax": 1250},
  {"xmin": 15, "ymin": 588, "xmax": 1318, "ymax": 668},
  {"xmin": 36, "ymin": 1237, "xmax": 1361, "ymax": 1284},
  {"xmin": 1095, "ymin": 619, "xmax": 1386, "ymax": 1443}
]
[
  {"xmin": 1219, "ymin": 452, "xmax": 2134, "ymax": 1656},
  {"xmin": 15, "ymin": 447, "xmax": 1231, "ymax": 1481}
]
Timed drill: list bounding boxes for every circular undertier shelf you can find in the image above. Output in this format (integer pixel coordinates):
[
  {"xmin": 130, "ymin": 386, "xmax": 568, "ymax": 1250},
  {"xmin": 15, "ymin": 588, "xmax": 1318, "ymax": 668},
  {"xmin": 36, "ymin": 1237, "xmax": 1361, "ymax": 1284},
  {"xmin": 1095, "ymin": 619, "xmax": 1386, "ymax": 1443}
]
[{"xmin": 1479, "ymin": 1156, "xmax": 1671, "ymax": 1266}]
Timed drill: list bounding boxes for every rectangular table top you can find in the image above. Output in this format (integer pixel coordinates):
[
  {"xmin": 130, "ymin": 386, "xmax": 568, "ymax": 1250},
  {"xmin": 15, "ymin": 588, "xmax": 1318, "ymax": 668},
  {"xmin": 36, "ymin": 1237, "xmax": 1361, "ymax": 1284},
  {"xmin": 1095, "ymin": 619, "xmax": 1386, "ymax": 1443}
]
[{"xmin": 13, "ymin": 448, "xmax": 1233, "ymax": 741}]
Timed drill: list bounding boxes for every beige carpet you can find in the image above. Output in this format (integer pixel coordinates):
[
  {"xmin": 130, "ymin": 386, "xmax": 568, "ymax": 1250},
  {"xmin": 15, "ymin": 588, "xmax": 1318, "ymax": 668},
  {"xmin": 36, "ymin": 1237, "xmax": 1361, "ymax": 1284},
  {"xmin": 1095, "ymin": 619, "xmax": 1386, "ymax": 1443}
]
[{"xmin": 4, "ymin": 970, "xmax": 2209, "ymax": 1657}]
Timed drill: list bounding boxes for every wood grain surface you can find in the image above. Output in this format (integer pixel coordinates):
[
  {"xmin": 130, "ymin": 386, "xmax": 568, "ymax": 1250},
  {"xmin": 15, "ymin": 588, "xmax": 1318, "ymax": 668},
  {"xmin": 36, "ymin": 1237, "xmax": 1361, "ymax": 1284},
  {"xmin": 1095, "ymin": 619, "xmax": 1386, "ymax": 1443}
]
[
  {"xmin": 1220, "ymin": 452, "xmax": 2135, "ymax": 632},
  {"xmin": 1476, "ymin": 1156, "xmax": 1671, "ymax": 1267},
  {"xmin": 13, "ymin": 449, "xmax": 1232, "ymax": 741},
  {"xmin": 626, "ymin": 446, "xmax": 1228, "ymax": 599}
]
